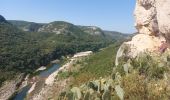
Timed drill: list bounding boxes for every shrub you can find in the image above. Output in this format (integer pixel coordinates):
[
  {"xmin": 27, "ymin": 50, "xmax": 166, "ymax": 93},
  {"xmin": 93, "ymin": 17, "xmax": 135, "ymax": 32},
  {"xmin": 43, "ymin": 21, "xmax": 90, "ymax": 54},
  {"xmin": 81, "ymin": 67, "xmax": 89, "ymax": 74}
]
[
  {"xmin": 58, "ymin": 71, "xmax": 72, "ymax": 79},
  {"xmin": 121, "ymin": 71, "xmax": 170, "ymax": 100},
  {"xmin": 116, "ymin": 53, "xmax": 167, "ymax": 79},
  {"xmin": 121, "ymin": 71, "xmax": 147, "ymax": 100}
]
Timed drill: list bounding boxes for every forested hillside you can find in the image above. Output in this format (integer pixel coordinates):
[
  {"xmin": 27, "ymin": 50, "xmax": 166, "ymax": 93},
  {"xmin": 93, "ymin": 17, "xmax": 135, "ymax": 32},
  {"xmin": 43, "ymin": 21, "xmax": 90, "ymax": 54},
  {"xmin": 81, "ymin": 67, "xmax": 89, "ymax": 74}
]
[
  {"xmin": 0, "ymin": 15, "xmax": 128, "ymax": 86},
  {"xmin": 8, "ymin": 20, "xmax": 44, "ymax": 32}
]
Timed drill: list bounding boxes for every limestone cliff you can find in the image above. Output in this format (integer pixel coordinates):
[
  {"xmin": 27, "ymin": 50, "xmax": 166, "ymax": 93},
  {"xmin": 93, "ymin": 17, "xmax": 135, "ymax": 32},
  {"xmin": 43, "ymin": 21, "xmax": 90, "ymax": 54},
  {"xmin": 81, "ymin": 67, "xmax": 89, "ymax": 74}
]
[
  {"xmin": 116, "ymin": 0, "xmax": 170, "ymax": 66},
  {"xmin": 134, "ymin": 0, "xmax": 170, "ymax": 37}
]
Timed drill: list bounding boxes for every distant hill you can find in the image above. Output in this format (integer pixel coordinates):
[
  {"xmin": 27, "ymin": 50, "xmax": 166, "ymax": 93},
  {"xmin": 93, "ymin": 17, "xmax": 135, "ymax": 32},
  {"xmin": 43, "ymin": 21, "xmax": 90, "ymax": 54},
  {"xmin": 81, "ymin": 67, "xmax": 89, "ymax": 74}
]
[
  {"xmin": 8, "ymin": 20, "xmax": 130, "ymax": 41},
  {"xmin": 78, "ymin": 26, "xmax": 105, "ymax": 36},
  {"xmin": 0, "ymin": 15, "xmax": 8, "ymax": 23},
  {"xmin": 37, "ymin": 21, "xmax": 96, "ymax": 41},
  {"xmin": 8, "ymin": 20, "xmax": 44, "ymax": 32},
  {"xmin": 103, "ymin": 30, "xmax": 132, "ymax": 41}
]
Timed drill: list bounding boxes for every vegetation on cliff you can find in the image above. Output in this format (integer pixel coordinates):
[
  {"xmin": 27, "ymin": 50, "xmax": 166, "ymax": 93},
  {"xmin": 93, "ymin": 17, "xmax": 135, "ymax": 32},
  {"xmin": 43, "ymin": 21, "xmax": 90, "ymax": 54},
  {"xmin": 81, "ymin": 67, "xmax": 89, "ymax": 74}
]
[{"xmin": 58, "ymin": 45, "xmax": 170, "ymax": 100}]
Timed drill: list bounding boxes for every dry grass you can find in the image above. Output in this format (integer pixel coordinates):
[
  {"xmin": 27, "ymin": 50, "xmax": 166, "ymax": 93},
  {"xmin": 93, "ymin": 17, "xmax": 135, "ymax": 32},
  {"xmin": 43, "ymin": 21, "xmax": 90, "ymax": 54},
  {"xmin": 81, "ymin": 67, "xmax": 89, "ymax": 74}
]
[{"xmin": 121, "ymin": 71, "xmax": 170, "ymax": 100}]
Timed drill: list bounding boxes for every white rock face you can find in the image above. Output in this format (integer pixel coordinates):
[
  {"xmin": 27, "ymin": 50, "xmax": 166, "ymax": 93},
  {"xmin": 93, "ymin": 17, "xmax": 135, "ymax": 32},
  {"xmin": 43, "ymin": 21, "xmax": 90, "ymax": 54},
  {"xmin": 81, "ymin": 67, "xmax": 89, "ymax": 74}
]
[
  {"xmin": 115, "ymin": 34, "xmax": 166, "ymax": 66},
  {"xmin": 116, "ymin": 0, "xmax": 170, "ymax": 65},
  {"xmin": 132, "ymin": 0, "xmax": 170, "ymax": 51},
  {"xmin": 134, "ymin": 0, "xmax": 157, "ymax": 35},
  {"xmin": 156, "ymin": 0, "xmax": 170, "ymax": 40},
  {"xmin": 135, "ymin": 0, "xmax": 170, "ymax": 38},
  {"xmin": 126, "ymin": 34, "xmax": 165, "ymax": 56}
]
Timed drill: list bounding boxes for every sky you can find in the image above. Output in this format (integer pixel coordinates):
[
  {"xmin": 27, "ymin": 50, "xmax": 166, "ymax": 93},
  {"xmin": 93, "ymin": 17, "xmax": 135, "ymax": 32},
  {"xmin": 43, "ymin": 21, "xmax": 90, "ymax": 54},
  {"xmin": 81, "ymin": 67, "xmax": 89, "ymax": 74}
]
[{"xmin": 0, "ymin": 0, "xmax": 136, "ymax": 33}]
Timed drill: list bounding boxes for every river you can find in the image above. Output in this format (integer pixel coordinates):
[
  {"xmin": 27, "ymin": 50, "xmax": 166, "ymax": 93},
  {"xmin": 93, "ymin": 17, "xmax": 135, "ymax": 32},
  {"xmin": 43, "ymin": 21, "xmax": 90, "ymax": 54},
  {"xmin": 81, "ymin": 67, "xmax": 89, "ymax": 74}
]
[{"xmin": 14, "ymin": 64, "xmax": 60, "ymax": 100}]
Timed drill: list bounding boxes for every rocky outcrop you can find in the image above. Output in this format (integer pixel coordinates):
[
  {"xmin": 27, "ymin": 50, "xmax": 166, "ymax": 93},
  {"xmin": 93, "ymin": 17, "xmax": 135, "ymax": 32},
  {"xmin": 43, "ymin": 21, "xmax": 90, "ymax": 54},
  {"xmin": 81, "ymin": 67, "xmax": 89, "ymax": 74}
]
[
  {"xmin": 156, "ymin": 0, "xmax": 170, "ymax": 40},
  {"xmin": 134, "ymin": 0, "xmax": 158, "ymax": 35},
  {"xmin": 38, "ymin": 21, "xmax": 75, "ymax": 34},
  {"xmin": 114, "ymin": 1, "xmax": 170, "ymax": 100},
  {"xmin": 134, "ymin": 0, "xmax": 170, "ymax": 37},
  {"xmin": 116, "ymin": 0, "xmax": 170, "ymax": 65},
  {"xmin": 78, "ymin": 26, "xmax": 105, "ymax": 36}
]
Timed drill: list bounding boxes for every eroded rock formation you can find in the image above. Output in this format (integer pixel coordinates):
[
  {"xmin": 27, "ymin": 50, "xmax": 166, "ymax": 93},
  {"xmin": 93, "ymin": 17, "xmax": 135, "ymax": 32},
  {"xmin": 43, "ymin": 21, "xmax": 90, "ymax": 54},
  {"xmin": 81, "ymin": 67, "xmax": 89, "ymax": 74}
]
[
  {"xmin": 134, "ymin": 0, "xmax": 170, "ymax": 37},
  {"xmin": 116, "ymin": 0, "xmax": 170, "ymax": 66}
]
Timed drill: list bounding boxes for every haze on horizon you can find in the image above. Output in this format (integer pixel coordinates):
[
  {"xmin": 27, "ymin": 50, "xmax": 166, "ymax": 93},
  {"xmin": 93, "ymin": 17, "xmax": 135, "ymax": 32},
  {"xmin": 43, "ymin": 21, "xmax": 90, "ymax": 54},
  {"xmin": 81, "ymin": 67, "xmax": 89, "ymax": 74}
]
[{"xmin": 0, "ymin": 0, "xmax": 136, "ymax": 33}]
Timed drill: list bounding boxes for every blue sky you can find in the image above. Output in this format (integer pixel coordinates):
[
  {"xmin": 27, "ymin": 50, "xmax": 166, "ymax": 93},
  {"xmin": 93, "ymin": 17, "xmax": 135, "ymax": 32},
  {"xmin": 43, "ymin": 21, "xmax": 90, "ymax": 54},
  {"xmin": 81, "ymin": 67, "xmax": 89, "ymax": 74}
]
[{"xmin": 0, "ymin": 0, "xmax": 136, "ymax": 33}]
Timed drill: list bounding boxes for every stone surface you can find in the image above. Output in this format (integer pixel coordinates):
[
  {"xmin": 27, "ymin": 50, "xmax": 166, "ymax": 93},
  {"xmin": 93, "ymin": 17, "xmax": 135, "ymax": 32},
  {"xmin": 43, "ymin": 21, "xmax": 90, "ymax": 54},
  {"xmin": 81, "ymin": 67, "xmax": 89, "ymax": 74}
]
[
  {"xmin": 134, "ymin": 0, "xmax": 157, "ymax": 35},
  {"xmin": 115, "ymin": 34, "xmax": 166, "ymax": 65},
  {"xmin": 116, "ymin": 0, "xmax": 170, "ymax": 66},
  {"xmin": 134, "ymin": 0, "xmax": 170, "ymax": 38},
  {"xmin": 156, "ymin": 0, "xmax": 170, "ymax": 40},
  {"xmin": 126, "ymin": 34, "xmax": 165, "ymax": 56}
]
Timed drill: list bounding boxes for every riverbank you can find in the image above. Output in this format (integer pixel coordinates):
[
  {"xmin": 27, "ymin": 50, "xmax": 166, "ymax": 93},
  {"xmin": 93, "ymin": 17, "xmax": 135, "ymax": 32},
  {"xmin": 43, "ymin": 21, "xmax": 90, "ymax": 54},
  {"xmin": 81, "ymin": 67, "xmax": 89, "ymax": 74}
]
[
  {"xmin": 45, "ymin": 51, "xmax": 92, "ymax": 85},
  {"xmin": 27, "ymin": 51, "xmax": 92, "ymax": 100},
  {"xmin": 6, "ymin": 51, "xmax": 92, "ymax": 100},
  {"xmin": 12, "ymin": 64, "xmax": 60, "ymax": 100},
  {"xmin": 0, "ymin": 74, "xmax": 24, "ymax": 100},
  {"xmin": 9, "ymin": 60, "xmax": 61, "ymax": 100}
]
